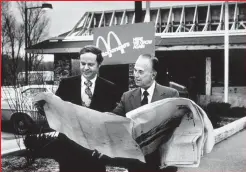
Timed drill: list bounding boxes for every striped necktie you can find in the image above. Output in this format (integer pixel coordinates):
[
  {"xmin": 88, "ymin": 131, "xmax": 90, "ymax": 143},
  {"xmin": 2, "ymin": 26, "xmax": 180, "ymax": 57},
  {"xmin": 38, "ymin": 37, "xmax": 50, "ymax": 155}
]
[{"xmin": 84, "ymin": 80, "xmax": 93, "ymax": 99}]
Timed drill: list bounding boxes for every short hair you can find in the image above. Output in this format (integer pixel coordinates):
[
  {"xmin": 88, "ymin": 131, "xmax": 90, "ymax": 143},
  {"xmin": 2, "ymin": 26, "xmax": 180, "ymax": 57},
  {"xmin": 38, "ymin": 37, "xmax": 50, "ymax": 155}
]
[
  {"xmin": 138, "ymin": 54, "xmax": 159, "ymax": 73},
  {"xmin": 79, "ymin": 45, "xmax": 103, "ymax": 65}
]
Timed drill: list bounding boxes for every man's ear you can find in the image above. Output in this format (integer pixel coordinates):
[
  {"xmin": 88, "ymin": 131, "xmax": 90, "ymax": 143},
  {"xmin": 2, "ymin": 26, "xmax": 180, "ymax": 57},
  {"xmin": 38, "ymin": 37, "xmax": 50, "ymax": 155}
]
[{"xmin": 152, "ymin": 71, "xmax": 157, "ymax": 79}]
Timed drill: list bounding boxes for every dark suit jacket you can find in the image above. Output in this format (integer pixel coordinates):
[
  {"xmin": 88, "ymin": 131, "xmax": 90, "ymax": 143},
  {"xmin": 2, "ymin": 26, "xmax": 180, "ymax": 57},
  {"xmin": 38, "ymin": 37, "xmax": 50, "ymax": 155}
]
[
  {"xmin": 55, "ymin": 75, "xmax": 118, "ymax": 112},
  {"xmin": 53, "ymin": 75, "xmax": 119, "ymax": 172},
  {"xmin": 113, "ymin": 82, "xmax": 179, "ymax": 117},
  {"xmin": 109, "ymin": 83, "xmax": 179, "ymax": 171}
]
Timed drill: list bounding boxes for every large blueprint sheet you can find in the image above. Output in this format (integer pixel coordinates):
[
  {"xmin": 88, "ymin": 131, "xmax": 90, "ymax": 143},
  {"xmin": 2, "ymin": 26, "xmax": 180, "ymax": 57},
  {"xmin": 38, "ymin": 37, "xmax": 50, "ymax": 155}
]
[
  {"xmin": 34, "ymin": 92, "xmax": 215, "ymax": 167},
  {"xmin": 34, "ymin": 92, "xmax": 145, "ymax": 162}
]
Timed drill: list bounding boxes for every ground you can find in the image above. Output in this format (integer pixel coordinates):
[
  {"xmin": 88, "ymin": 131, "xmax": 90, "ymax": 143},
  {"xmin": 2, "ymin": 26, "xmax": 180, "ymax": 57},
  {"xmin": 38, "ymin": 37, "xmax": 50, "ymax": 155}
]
[
  {"xmin": 2, "ymin": 155, "xmax": 127, "ymax": 172},
  {"xmin": 2, "ymin": 156, "xmax": 59, "ymax": 172}
]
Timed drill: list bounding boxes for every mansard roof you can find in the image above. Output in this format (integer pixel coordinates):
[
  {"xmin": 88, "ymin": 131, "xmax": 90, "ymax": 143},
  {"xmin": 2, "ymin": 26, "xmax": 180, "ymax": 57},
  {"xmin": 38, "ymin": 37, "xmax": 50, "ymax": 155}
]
[{"xmin": 27, "ymin": 2, "xmax": 246, "ymax": 54}]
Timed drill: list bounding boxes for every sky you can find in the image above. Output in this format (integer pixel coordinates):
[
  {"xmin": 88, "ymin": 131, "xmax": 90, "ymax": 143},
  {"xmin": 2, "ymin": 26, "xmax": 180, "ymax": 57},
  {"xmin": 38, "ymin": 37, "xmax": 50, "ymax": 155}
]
[
  {"xmin": 46, "ymin": 1, "xmax": 216, "ymax": 38},
  {"xmin": 10, "ymin": 1, "xmax": 218, "ymax": 61}
]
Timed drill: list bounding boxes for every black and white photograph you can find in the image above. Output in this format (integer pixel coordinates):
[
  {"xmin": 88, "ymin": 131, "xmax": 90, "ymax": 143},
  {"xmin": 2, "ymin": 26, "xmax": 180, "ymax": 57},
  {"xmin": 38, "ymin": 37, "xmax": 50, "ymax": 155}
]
[{"xmin": 1, "ymin": 1, "xmax": 246, "ymax": 172}]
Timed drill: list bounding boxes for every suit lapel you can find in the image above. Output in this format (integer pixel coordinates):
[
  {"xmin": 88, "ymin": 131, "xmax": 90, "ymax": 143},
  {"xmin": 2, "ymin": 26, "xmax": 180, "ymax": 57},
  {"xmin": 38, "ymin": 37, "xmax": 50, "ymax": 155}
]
[
  {"xmin": 129, "ymin": 88, "xmax": 141, "ymax": 110},
  {"xmin": 90, "ymin": 77, "xmax": 101, "ymax": 109},
  {"xmin": 75, "ymin": 76, "xmax": 82, "ymax": 105},
  {"xmin": 151, "ymin": 83, "xmax": 166, "ymax": 102}
]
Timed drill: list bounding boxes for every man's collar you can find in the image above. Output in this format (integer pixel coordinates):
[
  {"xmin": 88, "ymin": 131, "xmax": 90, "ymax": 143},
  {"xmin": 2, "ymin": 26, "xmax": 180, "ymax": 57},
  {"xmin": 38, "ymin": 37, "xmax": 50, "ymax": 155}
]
[
  {"xmin": 141, "ymin": 81, "xmax": 156, "ymax": 95},
  {"xmin": 81, "ymin": 75, "xmax": 97, "ymax": 85}
]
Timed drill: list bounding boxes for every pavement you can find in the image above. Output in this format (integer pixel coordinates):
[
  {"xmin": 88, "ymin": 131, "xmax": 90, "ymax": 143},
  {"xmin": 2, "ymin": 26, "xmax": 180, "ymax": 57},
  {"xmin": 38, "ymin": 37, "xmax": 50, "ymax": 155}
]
[
  {"xmin": 2, "ymin": 131, "xmax": 17, "ymax": 140},
  {"xmin": 1, "ymin": 131, "xmax": 58, "ymax": 156},
  {"xmin": 1, "ymin": 132, "xmax": 25, "ymax": 156},
  {"xmin": 178, "ymin": 129, "xmax": 246, "ymax": 172}
]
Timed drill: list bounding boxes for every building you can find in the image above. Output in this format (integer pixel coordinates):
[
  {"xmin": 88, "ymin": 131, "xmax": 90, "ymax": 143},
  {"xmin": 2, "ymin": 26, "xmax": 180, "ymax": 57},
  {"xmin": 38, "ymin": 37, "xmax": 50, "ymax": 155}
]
[
  {"xmin": 18, "ymin": 71, "xmax": 54, "ymax": 85},
  {"xmin": 27, "ymin": 2, "xmax": 246, "ymax": 106}
]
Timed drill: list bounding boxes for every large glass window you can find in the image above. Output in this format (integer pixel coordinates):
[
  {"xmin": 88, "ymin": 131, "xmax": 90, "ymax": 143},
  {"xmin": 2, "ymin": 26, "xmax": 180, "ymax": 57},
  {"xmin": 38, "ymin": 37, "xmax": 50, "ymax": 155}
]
[{"xmin": 22, "ymin": 88, "xmax": 47, "ymax": 98}]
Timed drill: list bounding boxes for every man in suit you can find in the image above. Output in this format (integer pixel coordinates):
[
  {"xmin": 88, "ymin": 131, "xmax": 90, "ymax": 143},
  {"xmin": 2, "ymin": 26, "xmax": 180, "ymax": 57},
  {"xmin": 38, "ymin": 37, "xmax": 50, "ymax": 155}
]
[
  {"xmin": 113, "ymin": 54, "xmax": 179, "ymax": 117},
  {"xmin": 55, "ymin": 46, "xmax": 118, "ymax": 112},
  {"xmin": 107, "ymin": 54, "xmax": 179, "ymax": 172},
  {"xmin": 48, "ymin": 45, "xmax": 119, "ymax": 172}
]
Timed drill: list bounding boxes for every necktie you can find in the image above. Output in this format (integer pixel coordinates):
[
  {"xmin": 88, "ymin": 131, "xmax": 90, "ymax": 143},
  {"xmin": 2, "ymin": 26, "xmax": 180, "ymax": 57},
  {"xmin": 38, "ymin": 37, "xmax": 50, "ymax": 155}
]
[
  {"xmin": 84, "ymin": 80, "xmax": 93, "ymax": 99},
  {"xmin": 141, "ymin": 90, "xmax": 149, "ymax": 106}
]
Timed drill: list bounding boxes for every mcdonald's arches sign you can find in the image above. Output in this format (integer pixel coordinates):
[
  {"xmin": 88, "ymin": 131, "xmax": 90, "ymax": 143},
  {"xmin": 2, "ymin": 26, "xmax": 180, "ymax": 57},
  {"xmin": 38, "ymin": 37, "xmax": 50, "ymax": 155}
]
[{"xmin": 93, "ymin": 22, "xmax": 155, "ymax": 65}]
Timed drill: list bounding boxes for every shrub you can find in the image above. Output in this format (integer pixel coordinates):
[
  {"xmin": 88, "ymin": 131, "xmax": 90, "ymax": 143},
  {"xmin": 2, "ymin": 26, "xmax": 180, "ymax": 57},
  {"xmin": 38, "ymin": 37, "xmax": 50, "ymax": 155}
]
[
  {"xmin": 206, "ymin": 102, "xmax": 231, "ymax": 116},
  {"xmin": 203, "ymin": 102, "xmax": 246, "ymax": 128},
  {"xmin": 204, "ymin": 102, "xmax": 231, "ymax": 128},
  {"xmin": 230, "ymin": 107, "xmax": 246, "ymax": 118},
  {"xmin": 23, "ymin": 133, "xmax": 58, "ymax": 164}
]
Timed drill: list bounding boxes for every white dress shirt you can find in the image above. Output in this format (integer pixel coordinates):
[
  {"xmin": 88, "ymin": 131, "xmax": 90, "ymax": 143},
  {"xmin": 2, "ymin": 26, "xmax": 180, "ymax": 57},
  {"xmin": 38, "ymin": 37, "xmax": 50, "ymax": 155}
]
[
  {"xmin": 81, "ymin": 75, "xmax": 97, "ymax": 107},
  {"xmin": 140, "ymin": 81, "xmax": 156, "ymax": 104}
]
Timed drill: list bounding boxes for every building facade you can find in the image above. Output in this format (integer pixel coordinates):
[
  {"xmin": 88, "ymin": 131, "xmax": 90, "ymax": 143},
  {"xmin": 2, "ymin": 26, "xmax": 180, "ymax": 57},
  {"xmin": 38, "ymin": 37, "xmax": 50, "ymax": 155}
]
[{"xmin": 27, "ymin": 2, "xmax": 246, "ymax": 105}]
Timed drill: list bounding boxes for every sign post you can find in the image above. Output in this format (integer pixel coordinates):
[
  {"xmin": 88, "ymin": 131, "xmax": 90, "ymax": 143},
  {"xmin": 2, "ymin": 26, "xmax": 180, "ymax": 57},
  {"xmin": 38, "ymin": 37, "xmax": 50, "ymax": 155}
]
[{"xmin": 224, "ymin": 1, "xmax": 229, "ymax": 102}]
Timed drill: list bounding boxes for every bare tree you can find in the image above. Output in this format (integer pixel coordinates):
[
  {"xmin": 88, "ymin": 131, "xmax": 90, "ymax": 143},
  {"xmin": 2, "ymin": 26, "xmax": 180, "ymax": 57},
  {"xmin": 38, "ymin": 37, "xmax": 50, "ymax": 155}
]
[
  {"xmin": 1, "ymin": 2, "xmax": 50, "ymax": 85},
  {"xmin": 17, "ymin": 1, "xmax": 50, "ymax": 71},
  {"xmin": 1, "ymin": 2, "xmax": 9, "ymax": 52},
  {"xmin": 2, "ymin": 1, "xmax": 24, "ymax": 85}
]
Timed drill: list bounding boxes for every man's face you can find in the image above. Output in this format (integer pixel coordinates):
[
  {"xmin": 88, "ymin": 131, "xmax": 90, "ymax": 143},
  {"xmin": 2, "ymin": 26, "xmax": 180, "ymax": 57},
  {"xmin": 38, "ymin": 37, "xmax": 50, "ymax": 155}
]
[
  {"xmin": 134, "ymin": 57, "xmax": 155, "ymax": 89},
  {"xmin": 80, "ymin": 52, "xmax": 100, "ymax": 80}
]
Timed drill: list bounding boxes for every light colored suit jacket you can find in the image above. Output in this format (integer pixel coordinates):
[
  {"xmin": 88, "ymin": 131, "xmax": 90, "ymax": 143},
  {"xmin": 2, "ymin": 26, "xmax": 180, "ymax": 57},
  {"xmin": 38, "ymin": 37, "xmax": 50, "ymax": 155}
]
[{"xmin": 113, "ymin": 82, "xmax": 179, "ymax": 117}]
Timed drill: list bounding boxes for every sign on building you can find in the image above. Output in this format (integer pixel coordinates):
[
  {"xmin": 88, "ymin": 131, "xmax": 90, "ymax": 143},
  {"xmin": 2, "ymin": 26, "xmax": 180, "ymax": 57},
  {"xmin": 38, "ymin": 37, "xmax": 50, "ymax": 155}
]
[{"xmin": 93, "ymin": 22, "xmax": 155, "ymax": 65}]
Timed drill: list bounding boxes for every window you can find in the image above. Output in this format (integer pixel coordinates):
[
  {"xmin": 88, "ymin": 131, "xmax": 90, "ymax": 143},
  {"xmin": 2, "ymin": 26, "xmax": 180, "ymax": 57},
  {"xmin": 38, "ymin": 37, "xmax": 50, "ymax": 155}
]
[{"xmin": 22, "ymin": 88, "xmax": 47, "ymax": 98}]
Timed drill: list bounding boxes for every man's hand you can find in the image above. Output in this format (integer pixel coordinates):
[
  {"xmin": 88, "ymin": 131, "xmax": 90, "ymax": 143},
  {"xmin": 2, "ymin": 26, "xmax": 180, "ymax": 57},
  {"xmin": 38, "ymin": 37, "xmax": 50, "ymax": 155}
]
[
  {"xmin": 33, "ymin": 92, "xmax": 53, "ymax": 116},
  {"xmin": 91, "ymin": 149, "xmax": 112, "ymax": 165},
  {"xmin": 104, "ymin": 112, "xmax": 117, "ymax": 116},
  {"xmin": 34, "ymin": 100, "xmax": 46, "ymax": 116},
  {"xmin": 92, "ymin": 149, "xmax": 104, "ymax": 159}
]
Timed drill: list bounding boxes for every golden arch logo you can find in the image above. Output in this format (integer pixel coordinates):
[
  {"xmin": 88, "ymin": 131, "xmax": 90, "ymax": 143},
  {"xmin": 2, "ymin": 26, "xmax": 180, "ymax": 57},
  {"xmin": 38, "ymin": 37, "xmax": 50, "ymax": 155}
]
[{"xmin": 96, "ymin": 31, "xmax": 128, "ymax": 58}]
